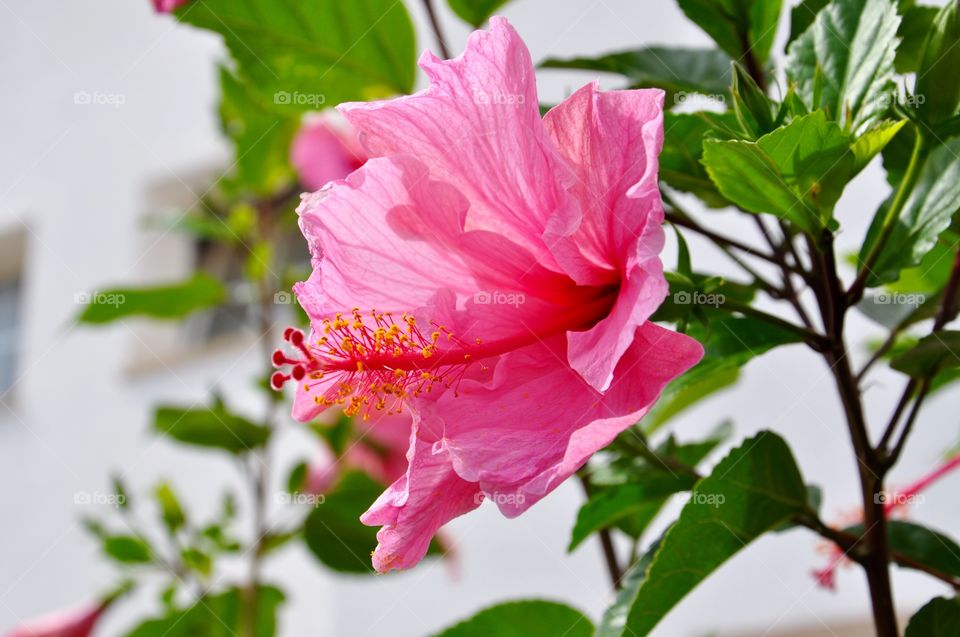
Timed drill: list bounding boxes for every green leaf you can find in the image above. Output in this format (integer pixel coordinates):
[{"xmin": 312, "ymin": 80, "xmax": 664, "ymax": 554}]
[
  {"xmin": 890, "ymin": 331, "xmax": 960, "ymax": 377},
  {"xmin": 433, "ymin": 600, "xmax": 593, "ymax": 637},
  {"xmin": 896, "ymin": 4, "xmax": 940, "ymax": 73},
  {"xmin": 731, "ymin": 62, "xmax": 776, "ymax": 139},
  {"xmin": 916, "ymin": 2, "xmax": 960, "ymax": 125},
  {"xmin": 677, "ymin": 0, "xmax": 783, "ymax": 64},
  {"xmin": 154, "ymin": 482, "xmax": 186, "ymax": 534},
  {"xmin": 859, "ymin": 137, "xmax": 960, "ymax": 285},
  {"xmin": 218, "ymin": 68, "xmax": 297, "ymax": 197},
  {"xmin": 886, "ymin": 521, "xmax": 960, "ymax": 579},
  {"xmin": 645, "ymin": 317, "xmax": 801, "ymax": 432},
  {"xmin": 154, "ymin": 404, "xmax": 270, "ymax": 454},
  {"xmin": 597, "ymin": 537, "xmax": 661, "ymax": 637},
  {"xmin": 179, "ymin": 547, "xmax": 213, "ymax": 578},
  {"xmin": 574, "ymin": 429, "xmax": 729, "ymax": 549},
  {"xmin": 111, "ymin": 475, "xmax": 130, "ymax": 510},
  {"xmin": 178, "ymin": 0, "xmax": 416, "ymax": 110},
  {"xmin": 851, "ymin": 119, "xmax": 906, "ymax": 173},
  {"xmin": 541, "ymin": 47, "xmax": 732, "ymax": 105},
  {"xmin": 303, "ymin": 471, "xmax": 383, "ymax": 574},
  {"xmin": 660, "ymin": 112, "xmax": 738, "ymax": 207},
  {"xmin": 104, "ymin": 535, "xmax": 153, "ymax": 564},
  {"xmin": 786, "ymin": 0, "xmax": 901, "ymax": 134},
  {"xmin": 123, "ymin": 585, "xmax": 284, "ymax": 637},
  {"xmin": 906, "ymin": 597, "xmax": 960, "ymax": 636},
  {"xmin": 569, "ymin": 474, "xmax": 696, "ymax": 552},
  {"xmin": 702, "ymin": 111, "xmax": 856, "ymax": 233},
  {"xmin": 447, "ymin": 0, "xmax": 512, "ymax": 27},
  {"xmin": 789, "ymin": 0, "xmax": 829, "ymax": 44},
  {"xmin": 614, "ymin": 431, "xmax": 809, "ymax": 637},
  {"xmin": 76, "ymin": 273, "xmax": 226, "ymax": 325}
]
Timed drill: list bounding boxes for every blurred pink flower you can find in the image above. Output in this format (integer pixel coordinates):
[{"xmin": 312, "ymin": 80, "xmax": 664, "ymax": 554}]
[
  {"xmin": 291, "ymin": 114, "xmax": 367, "ymax": 192},
  {"xmin": 6, "ymin": 603, "xmax": 106, "ymax": 637},
  {"xmin": 151, "ymin": 0, "xmax": 188, "ymax": 13},
  {"xmin": 305, "ymin": 411, "xmax": 412, "ymax": 494},
  {"xmin": 812, "ymin": 453, "xmax": 960, "ymax": 590},
  {"xmin": 273, "ymin": 17, "xmax": 701, "ymax": 572}
]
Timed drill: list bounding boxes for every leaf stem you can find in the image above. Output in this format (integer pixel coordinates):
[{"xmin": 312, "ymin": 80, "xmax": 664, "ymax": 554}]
[{"xmin": 421, "ymin": 0, "xmax": 452, "ymax": 59}]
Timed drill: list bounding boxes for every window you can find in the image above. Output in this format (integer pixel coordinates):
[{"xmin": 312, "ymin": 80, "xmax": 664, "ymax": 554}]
[{"xmin": 0, "ymin": 278, "xmax": 19, "ymax": 394}]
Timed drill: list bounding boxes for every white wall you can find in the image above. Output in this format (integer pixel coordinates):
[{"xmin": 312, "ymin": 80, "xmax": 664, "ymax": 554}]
[{"xmin": 0, "ymin": 1, "xmax": 957, "ymax": 636}]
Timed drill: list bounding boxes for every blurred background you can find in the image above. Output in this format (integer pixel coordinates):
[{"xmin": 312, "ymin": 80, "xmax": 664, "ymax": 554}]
[{"xmin": 0, "ymin": 0, "xmax": 957, "ymax": 635}]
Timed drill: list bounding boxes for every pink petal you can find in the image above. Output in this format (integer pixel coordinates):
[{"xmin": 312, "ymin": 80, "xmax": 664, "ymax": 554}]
[
  {"xmin": 543, "ymin": 82, "xmax": 666, "ymax": 272},
  {"xmin": 566, "ymin": 260, "xmax": 668, "ymax": 391},
  {"xmin": 294, "ymin": 156, "xmax": 477, "ymax": 321},
  {"xmin": 428, "ymin": 322, "xmax": 702, "ymax": 516},
  {"xmin": 543, "ymin": 83, "xmax": 670, "ymax": 389},
  {"xmin": 7, "ymin": 604, "xmax": 105, "ymax": 637},
  {"xmin": 360, "ymin": 428, "xmax": 481, "ymax": 573},
  {"xmin": 291, "ymin": 114, "xmax": 366, "ymax": 191},
  {"xmin": 339, "ymin": 17, "xmax": 580, "ymax": 272}
]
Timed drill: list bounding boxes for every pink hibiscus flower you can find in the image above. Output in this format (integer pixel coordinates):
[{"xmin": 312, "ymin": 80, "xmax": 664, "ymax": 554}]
[
  {"xmin": 6, "ymin": 603, "xmax": 106, "ymax": 637},
  {"xmin": 151, "ymin": 0, "xmax": 188, "ymax": 13},
  {"xmin": 272, "ymin": 17, "xmax": 702, "ymax": 572},
  {"xmin": 291, "ymin": 113, "xmax": 367, "ymax": 192}
]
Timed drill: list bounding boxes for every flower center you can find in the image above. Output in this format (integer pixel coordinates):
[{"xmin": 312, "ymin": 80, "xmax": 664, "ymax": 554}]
[{"xmin": 272, "ymin": 286, "xmax": 618, "ymax": 420}]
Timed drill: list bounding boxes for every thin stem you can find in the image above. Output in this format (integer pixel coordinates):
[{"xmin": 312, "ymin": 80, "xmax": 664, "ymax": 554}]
[
  {"xmin": 578, "ymin": 474, "xmax": 622, "ymax": 589},
  {"xmin": 421, "ymin": 0, "xmax": 452, "ymax": 59},
  {"xmin": 848, "ymin": 129, "xmax": 926, "ymax": 304},
  {"xmin": 878, "ymin": 247, "xmax": 960, "ymax": 465},
  {"xmin": 723, "ymin": 300, "xmax": 829, "ymax": 351},
  {"xmin": 808, "ymin": 230, "xmax": 899, "ymax": 637},
  {"xmin": 665, "ymin": 208, "xmax": 797, "ymax": 272}
]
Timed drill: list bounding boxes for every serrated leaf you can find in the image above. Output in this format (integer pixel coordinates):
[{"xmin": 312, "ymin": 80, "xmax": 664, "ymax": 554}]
[
  {"xmin": 905, "ymin": 597, "xmax": 960, "ymax": 636},
  {"xmin": 660, "ymin": 112, "xmax": 738, "ymax": 207},
  {"xmin": 614, "ymin": 431, "xmax": 809, "ymax": 637},
  {"xmin": 178, "ymin": 0, "xmax": 416, "ymax": 110},
  {"xmin": 859, "ymin": 137, "xmax": 960, "ymax": 286},
  {"xmin": 702, "ymin": 111, "xmax": 856, "ymax": 233},
  {"xmin": 541, "ymin": 47, "xmax": 731, "ymax": 105},
  {"xmin": 433, "ymin": 600, "xmax": 593, "ymax": 637},
  {"xmin": 447, "ymin": 0, "xmax": 513, "ymax": 27},
  {"xmin": 154, "ymin": 404, "xmax": 270, "ymax": 454},
  {"xmin": 76, "ymin": 273, "xmax": 226, "ymax": 325},
  {"xmin": 851, "ymin": 119, "xmax": 906, "ymax": 173},
  {"xmin": 677, "ymin": 0, "xmax": 783, "ymax": 64},
  {"xmin": 786, "ymin": 0, "xmax": 901, "ymax": 134}
]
